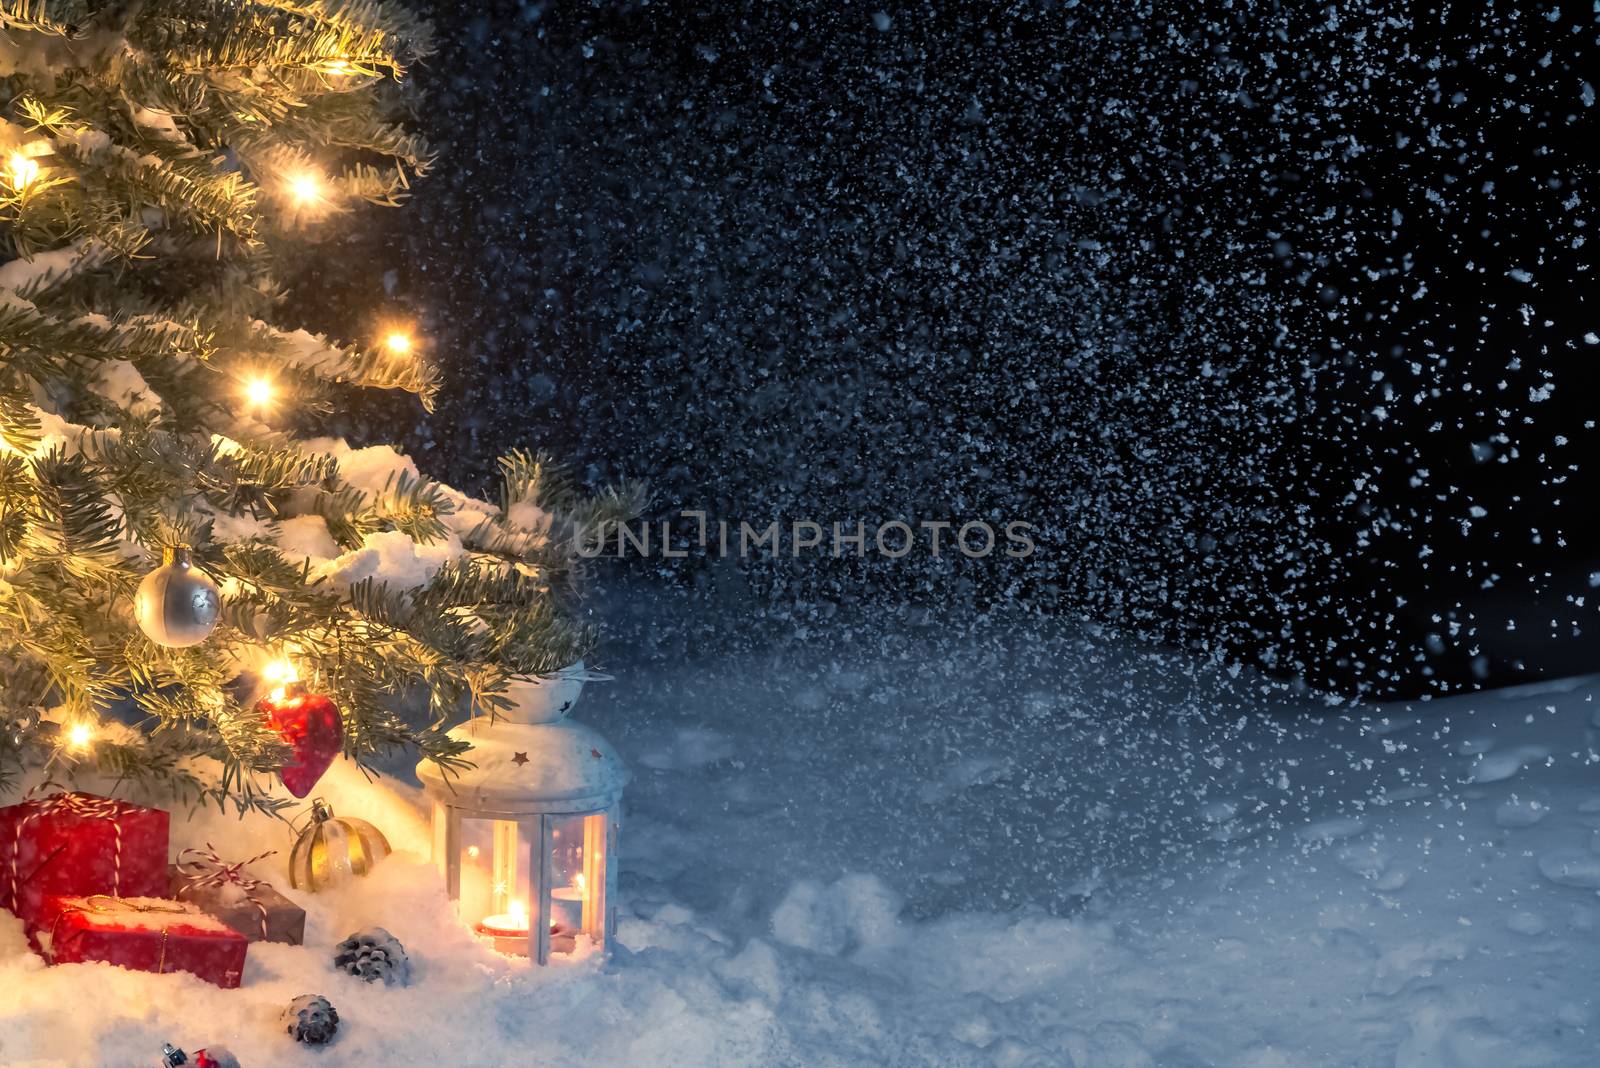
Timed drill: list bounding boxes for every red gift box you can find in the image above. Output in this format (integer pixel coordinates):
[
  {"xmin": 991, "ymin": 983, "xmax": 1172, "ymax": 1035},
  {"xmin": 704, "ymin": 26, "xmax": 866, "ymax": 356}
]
[
  {"xmin": 30, "ymin": 893, "xmax": 248, "ymax": 988},
  {"xmin": 0, "ymin": 790, "xmax": 169, "ymax": 920}
]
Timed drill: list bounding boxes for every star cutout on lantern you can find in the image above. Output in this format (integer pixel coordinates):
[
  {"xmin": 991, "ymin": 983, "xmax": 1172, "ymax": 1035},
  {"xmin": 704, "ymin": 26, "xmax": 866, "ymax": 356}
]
[{"xmin": 511, "ymin": 751, "xmax": 529, "ymax": 766}]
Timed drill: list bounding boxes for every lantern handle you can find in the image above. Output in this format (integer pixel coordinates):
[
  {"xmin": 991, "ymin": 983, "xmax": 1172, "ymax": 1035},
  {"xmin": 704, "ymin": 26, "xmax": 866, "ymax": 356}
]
[{"xmin": 512, "ymin": 666, "xmax": 614, "ymax": 684}]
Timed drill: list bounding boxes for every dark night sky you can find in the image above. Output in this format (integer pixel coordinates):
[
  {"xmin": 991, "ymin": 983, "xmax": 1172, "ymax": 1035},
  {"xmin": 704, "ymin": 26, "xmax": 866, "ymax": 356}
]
[{"xmin": 299, "ymin": 1, "xmax": 1599, "ymax": 699}]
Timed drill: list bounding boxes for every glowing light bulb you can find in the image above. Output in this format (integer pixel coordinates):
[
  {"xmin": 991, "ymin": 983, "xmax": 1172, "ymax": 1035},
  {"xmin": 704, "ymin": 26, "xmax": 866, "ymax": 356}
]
[
  {"xmin": 262, "ymin": 658, "xmax": 299, "ymax": 702},
  {"xmin": 384, "ymin": 331, "xmax": 412, "ymax": 356},
  {"xmin": 244, "ymin": 376, "xmax": 274, "ymax": 409},
  {"xmin": 325, "ymin": 58, "xmax": 351, "ymax": 75},
  {"xmin": 7, "ymin": 153, "xmax": 39, "ymax": 192},
  {"xmin": 66, "ymin": 722, "xmax": 93, "ymax": 751},
  {"xmin": 288, "ymin": 171, "xmax": 322, "ymax": 206}
]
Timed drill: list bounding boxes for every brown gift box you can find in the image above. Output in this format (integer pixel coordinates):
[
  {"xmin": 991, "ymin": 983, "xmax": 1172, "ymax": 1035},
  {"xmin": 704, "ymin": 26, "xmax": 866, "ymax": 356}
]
[{"xmin": 168, "ymin": 861, "xmax": 306, "ymax": 945}]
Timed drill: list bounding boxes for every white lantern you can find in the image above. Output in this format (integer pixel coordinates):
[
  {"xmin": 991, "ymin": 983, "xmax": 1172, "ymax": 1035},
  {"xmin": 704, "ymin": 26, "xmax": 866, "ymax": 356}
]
[{"xmin": 416, "ymin": 664, "xmax": 625, "ymax": 964}]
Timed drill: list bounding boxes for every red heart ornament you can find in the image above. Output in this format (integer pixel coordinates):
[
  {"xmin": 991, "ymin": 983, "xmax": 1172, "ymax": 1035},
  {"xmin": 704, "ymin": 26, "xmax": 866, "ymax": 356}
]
[{"xmin": 261, "ymin": 690, "xmax": 343, "ymax": 798}]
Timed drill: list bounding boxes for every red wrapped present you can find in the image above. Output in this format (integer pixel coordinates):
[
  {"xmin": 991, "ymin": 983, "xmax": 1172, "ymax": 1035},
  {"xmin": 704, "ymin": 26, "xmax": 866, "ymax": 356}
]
[
  {"xmin": 31, "ymin": 893, "xmax": 248, "ymax": 988},
  {"xmin": 0, "ymin": 788, "xmax": 170, "ymax": 920},
  {"xmin": 170, "ymin": 845, "xmax": 306, "ymax": 945}
]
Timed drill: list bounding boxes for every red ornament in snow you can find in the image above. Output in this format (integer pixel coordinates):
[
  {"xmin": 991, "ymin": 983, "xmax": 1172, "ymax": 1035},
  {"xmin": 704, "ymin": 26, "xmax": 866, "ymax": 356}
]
[
  {"xmin": 258, "ymin": 662, "xmax": 342, "ymax": 798},
  {"xmin": 159, "ymin": 1044, "xmax": 242, "ymax": 1068}
]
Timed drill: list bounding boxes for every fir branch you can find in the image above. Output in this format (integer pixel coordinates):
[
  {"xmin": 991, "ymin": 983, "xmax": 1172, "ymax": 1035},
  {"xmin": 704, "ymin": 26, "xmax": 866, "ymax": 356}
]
[
  {"xmin": 0, "ymin": 453, "xmax": 33, "ymax": 562},
  {"xmin": 65, "ymin": 135, "xmax": 261, "ymax": 244},
  {"xmin": 25, "ymin": 447, "xmax": 124, "ymax": 576},
  {"xmin": 0, "ymin": 0, "xmax": 71, "ymax": 37},
  {"xmin": 271, "ymin": 93, "xmax": 430, "ymax": 170},
  {"xmin": 309, "ymin": 479, "xmax": 366, "ymax": 549},
  {"xmin": 497, "ymin": 448, "xmax": 579, "ymax": 515},
  {"xmin": 334, "ymin": 158, "xmax": 411, "ymax": 206},
  {"xmin": 200, "ymin": 438, "xmax": 338, "ymax": 518},
  {"xmin": 0, "ymin": 295, "xmax": 208, "ymax": 371},
  {"xmin": 89, "ymin": 733, "xmax": 295, "ymax": 817},
  {"xmin": 137, "ymin": 0, "xmax": 419, "ymax": 79},
  {"xmin": 256, "ymin": 322, "xmax": 439, "ymax": 406},
  {"xmin": 0, "ymin": 383, "xmax": 41, "ymax": 453},
  {"xmin": 366, "ymin": 468, "xmax": 453, "ymax": 542}
]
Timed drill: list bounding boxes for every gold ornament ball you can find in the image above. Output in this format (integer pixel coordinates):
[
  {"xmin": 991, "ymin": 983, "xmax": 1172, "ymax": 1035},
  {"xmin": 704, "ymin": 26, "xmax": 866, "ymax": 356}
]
[
  {"xmin": 135, "ymin": 546, "xmax": 221, "ymax": 648},
  {"xmin": 289, "ymin": 798, "xmax": 392, "ymax": 892}
]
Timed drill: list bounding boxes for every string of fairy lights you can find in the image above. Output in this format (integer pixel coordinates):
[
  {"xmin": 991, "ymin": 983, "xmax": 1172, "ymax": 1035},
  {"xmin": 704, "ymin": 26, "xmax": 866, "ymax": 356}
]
[
  {"xmin": 4, "ymin": 139, "xmax": 421, "ymax": 760},
  {"xmin": 241, "ymin": 332, "xmax": 415, "ymax": 413},
  {"xmin": 258, "ymin": 170, "xmax": 418, "ymax": 412},
  {"xmin": 6, "ymin": 151, "xmax": 40, "ymax": 191},
  {"xmin": 6, "ymin": 145, "xmax": 420, "ymax": 411},
  {"xmin": 55, "ymin": 660, "xmax": 308, "ymax": 763}
]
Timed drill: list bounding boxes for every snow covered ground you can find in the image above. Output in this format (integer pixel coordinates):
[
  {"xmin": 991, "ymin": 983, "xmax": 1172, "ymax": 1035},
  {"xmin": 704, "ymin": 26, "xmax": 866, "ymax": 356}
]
[{"xmin": 3, "ymin": 615, "xmax": 1598, "ymax": 1067}]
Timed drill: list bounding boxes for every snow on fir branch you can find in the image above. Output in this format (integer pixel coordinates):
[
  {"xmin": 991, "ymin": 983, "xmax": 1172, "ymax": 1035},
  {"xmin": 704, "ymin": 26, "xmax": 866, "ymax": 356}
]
[{"xmin": 0, "ymin": 0, "xmax": 642, "ymax": 815}]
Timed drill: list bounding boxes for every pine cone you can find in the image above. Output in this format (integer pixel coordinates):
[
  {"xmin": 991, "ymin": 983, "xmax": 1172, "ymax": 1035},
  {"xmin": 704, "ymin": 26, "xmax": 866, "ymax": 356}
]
[
  {"xmin": 283, "ymin": 994, "xmax": 339, "ymax": 1046},
  {"xmin": 333, "ymin": 926, "xmax": 411, "ymax": 986}
]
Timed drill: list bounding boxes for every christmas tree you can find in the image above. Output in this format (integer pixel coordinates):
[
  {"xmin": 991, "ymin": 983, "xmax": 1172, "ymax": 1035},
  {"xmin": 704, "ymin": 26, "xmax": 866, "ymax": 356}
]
[{"xmin": 0, "ymin": 0, "xmax": 641, "ymax": 814}]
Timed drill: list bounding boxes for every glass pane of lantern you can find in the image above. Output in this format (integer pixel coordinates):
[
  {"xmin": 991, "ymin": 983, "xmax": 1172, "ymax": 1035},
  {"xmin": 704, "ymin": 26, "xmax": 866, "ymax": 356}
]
[
  {"xmin": 546, "ymin": 813, "xmax": 605, "ymax": 953},
  {"xmin": 430, "ymin": 802, "xmax": 448, "ymax": 878},
  {"xmin": 584, "ymin": 811, "xmax": 609, "ymax": 944},
  {"xmin": 601, "ymin": 805, "xmax": 618, "ymax": 940},
  {"xmin": 460, "ymin": 815, "xmax": 533, "ymax": 954}
]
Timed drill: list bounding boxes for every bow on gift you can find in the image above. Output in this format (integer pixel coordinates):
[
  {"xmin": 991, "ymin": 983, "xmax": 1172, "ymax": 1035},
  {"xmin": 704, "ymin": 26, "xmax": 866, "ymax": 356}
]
[
  {"xmin": 174, "ymin": 844, "xmax": 278, "ymax": 939},
  {"xmin": 48, "ymin": 894, "xmax": 188, "ymax": 974},
  {"xmin": 6, "ymin": 783, "xmax": 129, "ymax": 912}
]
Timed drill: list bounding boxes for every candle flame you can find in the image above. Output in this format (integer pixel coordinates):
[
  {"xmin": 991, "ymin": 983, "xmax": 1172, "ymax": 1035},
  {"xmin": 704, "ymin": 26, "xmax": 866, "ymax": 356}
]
[{"xmin": 509, "ymin": 899, "xmax": 527, "ymax": 926}]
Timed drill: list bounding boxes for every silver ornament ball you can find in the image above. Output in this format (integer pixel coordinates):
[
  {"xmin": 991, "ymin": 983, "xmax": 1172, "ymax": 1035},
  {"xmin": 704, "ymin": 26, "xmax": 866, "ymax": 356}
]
[{"xmin": 135, "ymin": 546, "xmax": 221, "ymax": 648}]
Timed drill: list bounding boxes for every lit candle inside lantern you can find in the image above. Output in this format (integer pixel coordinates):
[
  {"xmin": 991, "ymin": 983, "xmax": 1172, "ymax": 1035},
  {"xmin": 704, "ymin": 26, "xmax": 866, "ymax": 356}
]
[
  {"xmin": 551, "ymin": 873, "xmax": 586, "ymax": 933},
  {"xmin": 481, "ymin": 898, "xmax": 528, "ymax": 933},
  {"xmin": 545, "ymin": 870, "xmax": 588, "ymax": 955},
  {"xmin": 477, "ymin": 899, "xmax": 530, "ymax": 955}
]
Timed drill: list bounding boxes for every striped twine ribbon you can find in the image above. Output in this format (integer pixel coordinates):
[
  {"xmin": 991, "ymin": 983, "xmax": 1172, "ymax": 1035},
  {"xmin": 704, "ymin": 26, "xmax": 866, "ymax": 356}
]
[
  {"xmin": 7, "ymin": 784, "xmax": 126, "ymax": 912},
  {"xmin": 174, "ymin": 844, "xmax": 278, "ymax": 939}
]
